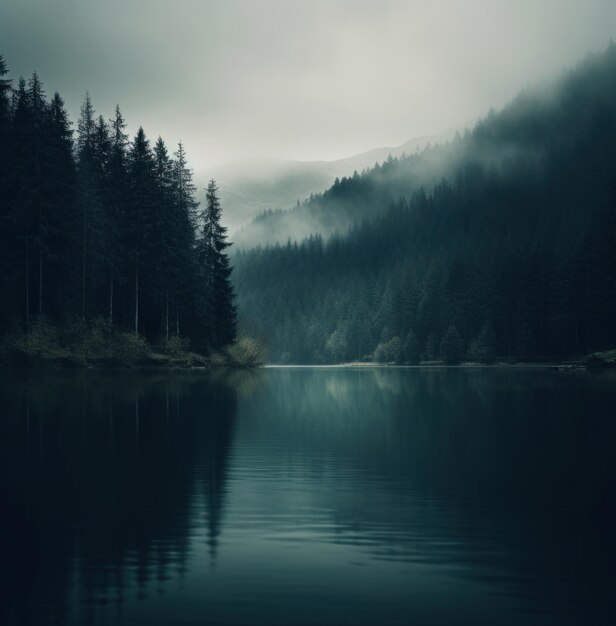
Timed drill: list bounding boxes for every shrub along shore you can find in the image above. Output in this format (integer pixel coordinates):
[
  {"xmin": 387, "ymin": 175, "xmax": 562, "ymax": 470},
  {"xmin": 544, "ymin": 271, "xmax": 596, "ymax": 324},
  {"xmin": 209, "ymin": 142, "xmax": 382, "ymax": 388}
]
[{"xmin": 0, "ymin": 317, "xmax": 266, "ymax": 368}]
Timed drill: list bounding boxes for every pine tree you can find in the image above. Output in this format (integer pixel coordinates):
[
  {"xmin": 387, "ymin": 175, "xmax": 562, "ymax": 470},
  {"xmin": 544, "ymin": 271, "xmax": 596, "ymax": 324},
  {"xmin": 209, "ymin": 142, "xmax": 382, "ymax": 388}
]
[
  {"xmin": 0, "ymin": 55, "xmax": 10, "ymax": 110},
  {"xmin": 27, "ymin": 73, "xmax": 50, "ymax": 317},
  {"xmin": 9, "ymin": 77, "xmax": 34, "ymax": 326},
  {"xmin": 197, "ymin": 180, "xmax": 236, "ymax": 350},
  {"xmin": 76, "ymin": 93, "xmax": 105, "ymax": 319},
  {"xmin": 154, "ymin": 137, "xmax": 176, "ymax": 339},
  {"xmin": 0, "ymin": 52, "xmax": 241, "ymax": 355},
  {"xmin": 468, "ymin": 320, "xmax": 496, "ymax": 363},
  {"xmin": 174, "ymin": 141, "xmax": 199, "ymax": 227},
  {"xmin": 402, "ymin": 328, "xmax": 420, "ymax": 364},
  {"xmin": 104, "ymin": 105, "xmax": 130, "ymax": 327},
  {"xmin": 0, "ymin": 56, "xmax": 12, "ymax": 324},
  {"xmin": 127, "ymin": 127, "xmax": 157, "ymax": 335},
  {"xmin": 439, "ymin": 325, "xmax": 465, "ymax": 364},
  {"xmin": 47, "ymin": 92, "xmax": 78, "ymax": 318},
  {"xmin": 171, "ymin": 141, "xmax": 199, "ymax": 335}
]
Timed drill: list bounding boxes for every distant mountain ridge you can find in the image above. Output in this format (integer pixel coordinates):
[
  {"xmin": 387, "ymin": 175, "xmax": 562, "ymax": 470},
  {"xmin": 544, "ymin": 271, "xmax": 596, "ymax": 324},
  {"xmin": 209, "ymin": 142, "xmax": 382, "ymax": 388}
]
[
  {"xmin": 195, "ymin": 131, "xmax": 453, "ymax": 232},
  {"xmin": 232, "ymin": 44, "xmax": 616, "ymax": 364}
]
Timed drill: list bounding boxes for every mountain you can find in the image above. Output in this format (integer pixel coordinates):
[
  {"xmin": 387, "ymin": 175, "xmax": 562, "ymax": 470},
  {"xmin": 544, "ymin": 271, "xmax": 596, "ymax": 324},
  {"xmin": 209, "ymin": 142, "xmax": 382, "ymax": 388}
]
[
  {"xmin": 233, "ymin": 45, "xmax": 616, "ymax": 364},
  {"xmin": 195, "ymin": 132, "xmax": 452, "ymax": 233}
]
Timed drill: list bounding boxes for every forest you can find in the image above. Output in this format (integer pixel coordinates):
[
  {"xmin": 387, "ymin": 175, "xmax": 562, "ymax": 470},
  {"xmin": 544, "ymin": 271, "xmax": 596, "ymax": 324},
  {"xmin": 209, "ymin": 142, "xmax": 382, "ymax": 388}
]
[
  {"xmin": 233, "ymin": 45, "xmax": 616, "ymax": 364},
  {"xmin": 3, "ymin": 46, "xmax": 616, "ymax": 367},
  {"xmin": 0, "ymin": 54, "xmax": 236, "ymax": 365}
]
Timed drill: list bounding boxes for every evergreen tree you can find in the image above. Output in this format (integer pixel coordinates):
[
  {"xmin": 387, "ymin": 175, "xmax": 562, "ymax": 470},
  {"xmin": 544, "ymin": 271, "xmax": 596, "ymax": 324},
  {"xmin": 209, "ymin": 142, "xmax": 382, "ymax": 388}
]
[
  {"xmin": 174, "ymin": 141, "xmax": 199, "ymax": 227},
  {"xmin": 402, "ymin": 328, "xmax": 420, "ymax": 364},
  {"xmin": 0, "ymin": 52, "xmax": 240, "ymax": 357},
  {"xmin": 374, "ymin": 336, "xmax": 402, "ymax": 363},
  {"xmin": 9, "ymin": 77, "xmax": 34, "ymax": 326},
  {"xmin": 468, "ymin": 321, "xmax": 496, "ymax": 363},
  {"xmin": 104, "ymin": 105, "xmax": 130, "ymax": 327},
  {"xmin": 27, "ymin": 72, "xmax": 50, "ymax": 316},
  {"xmin": 0, "ymin": 56, "xmax": 12, "ymax": 324},
  {"xmin": 325, "ymin": 329, "xmax": 347, "ymax": 362},
  {"xmin": 46, "ymin": 92, "xmax": 78, "ymax": 318},
  {"xmin": 0, "ymin": 55, "xmax": 10, "ymax": 114},
  {"xmin": 171, "ymin": 141, "xmax": 199, "ymax": 335},
  {"xmin": 439, "ymin": 325, "xmax": 465, "ymax": 364},
  {"xmin": 154, "ymin": 136, "xmax": 177, "ymax": 340},
  {"xmin": 196, "ymin": 180, "xmax": 236, "ymax": 349},
  {"xmin": 127, "ymin": 127, "xmax": 157, "ymax": 335},
  {"xmin": 76, "ymin": 93, "xmax": 105, "ymax": 319}
]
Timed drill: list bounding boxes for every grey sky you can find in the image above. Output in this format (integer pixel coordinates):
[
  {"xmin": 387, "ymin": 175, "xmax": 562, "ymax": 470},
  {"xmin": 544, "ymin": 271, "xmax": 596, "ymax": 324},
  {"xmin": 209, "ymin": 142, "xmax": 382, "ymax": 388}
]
[{"xmin": 1, "ymin": 0, "xmax": 615, "ymax": 169}]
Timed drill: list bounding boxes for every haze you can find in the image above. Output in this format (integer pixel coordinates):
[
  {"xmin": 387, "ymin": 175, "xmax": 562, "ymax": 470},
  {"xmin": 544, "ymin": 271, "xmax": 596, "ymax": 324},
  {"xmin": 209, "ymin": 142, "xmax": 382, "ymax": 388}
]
[{"xmin": 1, "ymin": 0, "xmax": 615, "ymax": 169}]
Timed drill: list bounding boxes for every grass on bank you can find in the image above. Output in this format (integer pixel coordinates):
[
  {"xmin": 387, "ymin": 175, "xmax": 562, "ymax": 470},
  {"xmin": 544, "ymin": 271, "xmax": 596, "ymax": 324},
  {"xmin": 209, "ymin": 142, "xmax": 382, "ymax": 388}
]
[
  {"xmin": 0, "ymin": 316, "xmax": 266, "ymax": 368},
  {"xmin": 587, "ymin": 349, "xmax": 616, "ymax": 368}
]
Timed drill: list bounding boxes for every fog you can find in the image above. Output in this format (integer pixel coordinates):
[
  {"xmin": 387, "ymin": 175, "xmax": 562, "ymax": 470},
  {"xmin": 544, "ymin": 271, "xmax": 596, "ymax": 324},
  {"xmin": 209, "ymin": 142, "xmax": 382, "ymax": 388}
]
[
  {"xmin": 1, "ymin": 0, "xmax": 615, "ymax": 170},
  {"xmin": 230, "ymin": 40, "xmax": 616, "ymax": 249}
]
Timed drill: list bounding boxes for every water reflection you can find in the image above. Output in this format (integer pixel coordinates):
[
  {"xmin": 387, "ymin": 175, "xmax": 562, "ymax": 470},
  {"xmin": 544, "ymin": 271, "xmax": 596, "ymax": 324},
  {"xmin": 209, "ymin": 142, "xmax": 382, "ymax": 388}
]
[
  {"xmin": 0, "ymin": 367, "xmax": 614, "ymax": 625},
  {"xmin": 0, "ymin": 370, "xmax": 245, "ymax": 625}
]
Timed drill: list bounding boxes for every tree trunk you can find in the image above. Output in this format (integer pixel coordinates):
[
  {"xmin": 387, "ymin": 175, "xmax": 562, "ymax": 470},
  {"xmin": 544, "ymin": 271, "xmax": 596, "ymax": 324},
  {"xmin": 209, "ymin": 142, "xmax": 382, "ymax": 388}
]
[
  {"xmin": 109, "ymin": 277, "xmax": 114, "ymax": 327},
  {"xmin": 82, "ymin": 210, "xmax": 86, "ymax": 318},
  {"xmin": 38, "ymin": 246, "xmax": 43, "ymax": 315},
  {"xmin": 135, "ymin": 395, "xmax": 139, "ymax": 449},
  {"xmin": 134, "ymin": 259, "xmax": 139, "ymax": 335},
  {"xmin": 25, "ymin": 237, "xmax": 30, "ymax": 327},
  {"xmin": 165, "ymin": 289, "xmax": 169, "ymax": 341}
]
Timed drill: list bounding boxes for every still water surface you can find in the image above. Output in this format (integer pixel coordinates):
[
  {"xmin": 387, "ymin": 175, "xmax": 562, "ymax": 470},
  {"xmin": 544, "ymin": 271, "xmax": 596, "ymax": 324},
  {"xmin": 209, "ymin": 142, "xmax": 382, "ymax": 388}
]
[{"xmin": 0, "ymin": 367, "xmax": 615, "ymax": 625}]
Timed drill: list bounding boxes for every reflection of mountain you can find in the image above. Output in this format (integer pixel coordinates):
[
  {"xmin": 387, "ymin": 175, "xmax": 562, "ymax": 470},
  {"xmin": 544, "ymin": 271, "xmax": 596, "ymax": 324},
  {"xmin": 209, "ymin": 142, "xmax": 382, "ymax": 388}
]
[{"xmin": 0, "ymin": 371, "xmax": 239, "ymax": 625}]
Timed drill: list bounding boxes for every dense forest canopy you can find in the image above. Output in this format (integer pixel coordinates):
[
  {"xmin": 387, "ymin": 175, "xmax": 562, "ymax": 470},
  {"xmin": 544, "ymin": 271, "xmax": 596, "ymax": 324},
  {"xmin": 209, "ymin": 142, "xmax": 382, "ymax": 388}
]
[
  {"xmin": 0, "ymin": 54, "xmax": 236, "ymax": 358},
  {"xmin": 233, "ymin": 45, "xmax": 616, "ymax": 364}
]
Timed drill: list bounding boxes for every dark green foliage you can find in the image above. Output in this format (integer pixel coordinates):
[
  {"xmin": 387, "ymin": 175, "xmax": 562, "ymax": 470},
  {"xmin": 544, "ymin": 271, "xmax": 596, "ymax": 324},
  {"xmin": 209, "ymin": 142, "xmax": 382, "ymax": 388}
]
[
  {"xmin": 374, "ymin": 336, "xmax": 402, "ymax": 364},
  {"xmin": 586, "ymin": 349, "xmax": 616, "ymax": 368},
  {"xmin": 194, "ymin": 180, "xmax": 236, "ymax": 351},
  {"xmin": 468, "ymin": 321, "xmax": 497, "ymax": 363},
  {"xmin": 325, "ymin": 329, "xmax": 348, "ymax": 362},
  {"xmin": 402, "ymin": 329, "xmax": 420, "ymax": 364},
  {"xmin": 0, "ymin": 54, "xmax": 235, "ymax": 357},
  {"xmin": 234, "ymin": 45, "xmax": 616, "ymax": 363},
  {"xmin": 439, "ymin": 325, "xmax": 465, "ymax": 365}
]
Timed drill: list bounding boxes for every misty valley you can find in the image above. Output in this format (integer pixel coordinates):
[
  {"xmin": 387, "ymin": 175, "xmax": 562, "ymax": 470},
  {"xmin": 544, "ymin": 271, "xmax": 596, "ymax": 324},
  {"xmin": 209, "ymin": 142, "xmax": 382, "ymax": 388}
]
[
  {"xmin": 1, "ymin": 11, "xmax": 616, "ymax": 626},
  {"xmin": 2, "ymin": 47, "xmax": 616, "ymax": 368}
]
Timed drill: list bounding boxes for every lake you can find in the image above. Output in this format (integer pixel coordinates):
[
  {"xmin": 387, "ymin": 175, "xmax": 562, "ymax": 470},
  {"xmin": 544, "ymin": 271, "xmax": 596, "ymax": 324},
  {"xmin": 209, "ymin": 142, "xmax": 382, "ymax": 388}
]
[{"xmin": 0, "ymin": 366, "xmax": 615, "ymax": 625}]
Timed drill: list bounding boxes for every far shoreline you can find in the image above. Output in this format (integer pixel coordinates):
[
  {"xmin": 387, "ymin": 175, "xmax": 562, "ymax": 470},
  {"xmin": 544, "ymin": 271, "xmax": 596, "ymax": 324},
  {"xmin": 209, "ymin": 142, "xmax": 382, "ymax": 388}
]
[{"xmin": 264, "ymin": 361, "xmax": 589, "ymax": 369}]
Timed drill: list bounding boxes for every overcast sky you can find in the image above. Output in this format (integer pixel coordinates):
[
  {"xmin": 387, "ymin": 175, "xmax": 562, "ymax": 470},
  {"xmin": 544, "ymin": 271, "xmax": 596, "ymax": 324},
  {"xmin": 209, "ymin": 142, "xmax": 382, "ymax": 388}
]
[{"xmin": 1, "ymin": 0, "xmax": 615, "ymax": 169}]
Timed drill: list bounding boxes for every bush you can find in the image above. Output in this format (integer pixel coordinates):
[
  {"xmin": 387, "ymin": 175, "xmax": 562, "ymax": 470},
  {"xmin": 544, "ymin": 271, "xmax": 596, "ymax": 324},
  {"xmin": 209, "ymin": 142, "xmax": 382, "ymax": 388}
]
[
  {"xmin": 468, "ymin": 321, "xmax": 496, "ymax": 363},
  {"xmin": 422, "ymin": 333, "xmax": 439, "ymax": 362},
  {"xmin": 111, "ymin": 332, "xmax": 149, "ymax": 365},
  {"xmin": 325, "ymin": 330, "xmax": 347, "ymax": 362},
  {"xmin": 211, "ymin": 336, "xmax": 267, "ymax": 367},
  {"xmin": 374, "ymin": 336, "xmax": 402, "ymax": 363},
  {"xmin": 15, "ymin": 316, "xmax": 65, "ymax": 360},
  {"xmin": 158, "ymin": 335, "xmax": 191, "ymax": 356},
  {"xmin": 587, "ymin": 349, "xmax": 616, "ymax": 368},
  {"xmin": 80, "ymin": 317, "xmax": 112, "ymax": 359},
  {"xmin": 439, "ymin": 325, "xmax": 465, "ymax": 364}
]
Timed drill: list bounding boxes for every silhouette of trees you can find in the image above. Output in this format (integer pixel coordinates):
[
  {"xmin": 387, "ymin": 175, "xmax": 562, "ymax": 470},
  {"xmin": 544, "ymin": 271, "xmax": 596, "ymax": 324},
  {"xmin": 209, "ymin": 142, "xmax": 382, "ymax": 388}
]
[{"xmin": 0, "ymin": 54, "xmax": 236, "ymax": 354}]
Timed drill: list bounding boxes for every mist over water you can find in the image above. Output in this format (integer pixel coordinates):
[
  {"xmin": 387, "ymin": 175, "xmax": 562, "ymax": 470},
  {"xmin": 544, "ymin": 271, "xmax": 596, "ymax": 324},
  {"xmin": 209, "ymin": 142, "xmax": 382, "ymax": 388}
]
[{"xmin": 1, "ymin": 367, "xmax": 615, "ymax": 625}]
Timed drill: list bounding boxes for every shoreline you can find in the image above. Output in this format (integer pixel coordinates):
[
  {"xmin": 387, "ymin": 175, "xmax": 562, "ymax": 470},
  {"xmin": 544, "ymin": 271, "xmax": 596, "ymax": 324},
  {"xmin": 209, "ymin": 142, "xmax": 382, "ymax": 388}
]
[{"xmin": 265, "ymin": 361, "xmax": 589, "ymax": 369}]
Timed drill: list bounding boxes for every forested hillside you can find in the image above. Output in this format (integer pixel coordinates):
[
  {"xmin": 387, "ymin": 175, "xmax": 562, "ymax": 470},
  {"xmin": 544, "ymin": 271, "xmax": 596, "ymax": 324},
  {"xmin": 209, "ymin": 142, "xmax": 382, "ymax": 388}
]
[
  {"xmin": 234, "ymin": 46, "xmax": 616, "ymax": 364},
  {"xmin": 196, "ymin": 133, "xmax": 449, "ymax": 234},
  {"xmin": 0, "ymin": 54, "xmax": 235, "ymax": 361}
]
